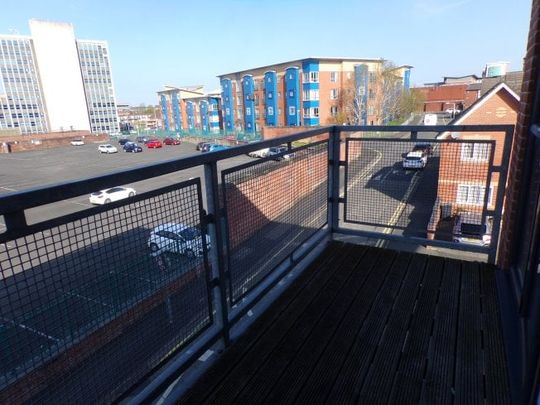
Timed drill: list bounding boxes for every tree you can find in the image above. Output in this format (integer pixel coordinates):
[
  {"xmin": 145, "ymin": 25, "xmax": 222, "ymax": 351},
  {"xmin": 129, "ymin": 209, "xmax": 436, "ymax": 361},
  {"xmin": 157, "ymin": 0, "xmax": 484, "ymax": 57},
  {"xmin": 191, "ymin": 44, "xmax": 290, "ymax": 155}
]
[
  {"xmin": 400, "ymin": 88, "xmax": 426, "ymax": 116},
  {"xmin": 328, "ymin": 60, "xmax": 409, "ymax": 125}
]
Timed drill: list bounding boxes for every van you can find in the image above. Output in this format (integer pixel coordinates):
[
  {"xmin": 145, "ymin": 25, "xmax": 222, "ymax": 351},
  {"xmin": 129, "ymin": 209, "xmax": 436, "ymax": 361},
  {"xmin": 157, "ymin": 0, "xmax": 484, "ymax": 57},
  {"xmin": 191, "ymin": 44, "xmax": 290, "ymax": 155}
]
[{"xmin": 423, "ymin": 114, "xmax": 438, "ymax": 126}]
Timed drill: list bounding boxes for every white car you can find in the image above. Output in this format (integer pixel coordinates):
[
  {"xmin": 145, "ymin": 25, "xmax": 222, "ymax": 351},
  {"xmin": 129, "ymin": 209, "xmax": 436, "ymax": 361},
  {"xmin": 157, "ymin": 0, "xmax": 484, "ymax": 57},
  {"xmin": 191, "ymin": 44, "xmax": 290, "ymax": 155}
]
[
  {"xmin": 98, "ymin": 144, "xmax": 118, "ymax": 154},
  {"xmin": 403, "ymin": 151, "xmax": 427, "ymax": 169},
  {"xmin": 248, "ymin": 148, "xmax": 270, "ymax": 158},
  {"xmin": 70, "ymin": 139, "xmax": 84, "ymax": 146},
  {"xmin": 148, "ymin": 223, "xmax": 210, "ymax": 257},
  {"xmin": 445, "ymin": 108, "xmax": 461, "ymax": 115},
  {"xmin": 89, "ymin": 186, "xmax": 136, "ymax": 205}
]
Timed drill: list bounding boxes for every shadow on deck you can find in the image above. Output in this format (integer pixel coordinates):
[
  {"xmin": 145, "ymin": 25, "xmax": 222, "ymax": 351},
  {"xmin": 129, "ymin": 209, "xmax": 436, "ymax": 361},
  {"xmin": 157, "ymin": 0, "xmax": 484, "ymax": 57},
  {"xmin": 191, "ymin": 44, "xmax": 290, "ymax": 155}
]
[{"xmin": 179, "ymin": 241, "xmax": 510, "ymax": 404}]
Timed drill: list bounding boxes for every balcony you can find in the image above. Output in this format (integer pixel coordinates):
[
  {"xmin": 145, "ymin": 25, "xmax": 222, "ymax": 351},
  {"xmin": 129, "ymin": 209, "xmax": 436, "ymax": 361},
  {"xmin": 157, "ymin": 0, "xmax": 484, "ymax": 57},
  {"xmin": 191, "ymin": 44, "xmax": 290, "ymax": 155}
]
[{"xmin": 0, "ymin": 124, "xmax": 535, "ymax": 404}]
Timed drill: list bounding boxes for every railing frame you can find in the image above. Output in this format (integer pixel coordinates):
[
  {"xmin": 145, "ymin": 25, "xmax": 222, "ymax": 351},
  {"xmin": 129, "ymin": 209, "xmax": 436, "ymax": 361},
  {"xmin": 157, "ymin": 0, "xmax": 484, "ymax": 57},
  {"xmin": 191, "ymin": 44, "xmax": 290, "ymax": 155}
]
[{"xmin": 0, "ymin": 124, "xmax": 515, "ymax": 403}]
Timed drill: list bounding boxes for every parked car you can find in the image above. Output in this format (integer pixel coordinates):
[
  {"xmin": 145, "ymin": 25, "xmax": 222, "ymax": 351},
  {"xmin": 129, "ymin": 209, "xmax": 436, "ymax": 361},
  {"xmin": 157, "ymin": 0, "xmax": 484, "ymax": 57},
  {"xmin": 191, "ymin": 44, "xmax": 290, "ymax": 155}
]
[
  {"xmin": 248, "ymin": 148, "xmax": 270, "ymax": 158},
  {"xmin": 208, "ymin": 144, "xmax": 229, "ymax": 152},
  {"xmin": 423, "ymin": 113, "xmax": 438, "ymax": 126},
  {"xmin": 402, "ymin": 151, "xmax": 427, "ymax": 169},
  {"xmin": 136, "ymin": 136, "xmax": 149, "ymax": 144},
  {"xmin": 453, "ymin": 212, "xmax": 492, "ymax": 246},
  {"xmin": 89, "ymin": 186, "xmax": 136, "ymax": 205},
  {"xmin": 118, "ymin": 138, "xmax": 131, "ymax": 145},
  {"xmin": 268, "ymin": 146, "xmax": 295, "ymax": 161},
  {"xmin": 146, "ymin": 139, "xmax": 162, "ymax": 148},
  {"xmin": 163, "ymin": 137, "xmax": 181, "ymax": 145},
  {"xmin": 412, "ymin": 143, "xmax": 433, "ymax": 156},
  {"xmin": 70, "ymin": 139, "xmax": 84, "ymax": 146},
  {"xmin": 147, "ymin": 223, "xmax": 211, "ymax": 257},
  {"xmin": 201, "ymin": 143, "xmax": 214, "ymax": 152},
  {"xmin": 98, "ymin": 144, "xmax": 118, "ymax": 154},
  {"xmin": 196, "ymin": 141, "xmax": 210, "ymax": 151},
  {"xmin": 445, "ymin": 108, "xmax": 461, "ymax": 116},
  {"xmin": 123, "ymin": 142, "xmax": 143, "ymax": 153}
]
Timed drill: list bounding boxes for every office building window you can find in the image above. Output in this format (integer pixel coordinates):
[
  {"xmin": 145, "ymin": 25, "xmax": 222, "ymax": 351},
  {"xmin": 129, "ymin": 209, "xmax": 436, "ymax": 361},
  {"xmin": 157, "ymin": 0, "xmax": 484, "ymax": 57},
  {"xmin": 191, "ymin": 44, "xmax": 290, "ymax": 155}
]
[{"xmin": 330, "ymin": 72, "xmax": 338, "ymax": 82}]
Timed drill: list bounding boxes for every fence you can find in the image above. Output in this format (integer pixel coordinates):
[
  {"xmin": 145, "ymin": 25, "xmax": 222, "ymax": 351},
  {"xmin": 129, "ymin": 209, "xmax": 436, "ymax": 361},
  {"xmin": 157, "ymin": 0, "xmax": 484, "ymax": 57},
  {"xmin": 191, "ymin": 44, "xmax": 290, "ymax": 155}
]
[{"xmin": 0, "ymin": 124, "xmax": 513, "ymax": 403}]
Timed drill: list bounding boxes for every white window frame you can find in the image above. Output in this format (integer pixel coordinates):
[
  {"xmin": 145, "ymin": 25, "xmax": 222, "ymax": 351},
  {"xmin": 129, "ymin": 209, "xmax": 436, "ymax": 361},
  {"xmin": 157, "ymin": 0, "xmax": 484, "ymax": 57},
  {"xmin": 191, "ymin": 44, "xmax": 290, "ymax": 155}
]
[
  {"xmin": 456, "ymin": 184, "xmax": 493, "ymax": 206},
  {"xmin": 302, "ymin": 71, "xmax": 319, "ymax": 83},
  {"xmin": 246, "ymin": 107, "xmax": 251, "ymax": 116},
  {"xmin": 330, "ymin": 106, "xmax": 338, "ymax": 117},
  {"xmin": 267, "ymin": 106, "xmax": 274, "ymax": 116},
  {"xmin": 461, "ymin": 143, "xmax": 490, "ymax": 162},
  {"xmin": 289, "ymin": 106, "xmax": 296, "ymax": 116},
  {"xmin": 303, "ymin": 89, "xmax": 319, "ymax": 101},
  {"xmin": 330, "ymin": 89, "xmax": 339, "ymax": 100},
  {"xmin": 330, "ymin": 72, "xmax": 338, "ymax": 82},
  {"xmin": 303, "ymin": 107, "xmax": 320, "ymax": 119}
]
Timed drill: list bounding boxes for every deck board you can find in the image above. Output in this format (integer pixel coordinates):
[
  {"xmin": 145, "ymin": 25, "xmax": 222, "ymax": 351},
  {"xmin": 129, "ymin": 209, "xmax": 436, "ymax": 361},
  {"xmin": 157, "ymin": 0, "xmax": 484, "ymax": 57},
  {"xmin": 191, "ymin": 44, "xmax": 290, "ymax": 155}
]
[{"xmin": 179, "ymin": 242, "xmax": 511, "ymax": 405}]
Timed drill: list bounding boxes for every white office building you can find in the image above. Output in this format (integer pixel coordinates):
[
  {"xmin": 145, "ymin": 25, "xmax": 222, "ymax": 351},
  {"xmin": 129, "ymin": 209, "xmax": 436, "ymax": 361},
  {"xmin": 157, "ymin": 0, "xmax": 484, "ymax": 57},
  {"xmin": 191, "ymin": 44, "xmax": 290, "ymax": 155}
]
[{"xmin": 0, "ymin": 19, "xmax": 119, "ymax": 135}]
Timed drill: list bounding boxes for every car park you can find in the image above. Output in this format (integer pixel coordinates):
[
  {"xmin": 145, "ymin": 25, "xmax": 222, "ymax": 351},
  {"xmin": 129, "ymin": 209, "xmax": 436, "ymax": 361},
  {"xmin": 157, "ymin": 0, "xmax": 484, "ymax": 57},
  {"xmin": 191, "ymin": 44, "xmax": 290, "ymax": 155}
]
[
  {"xmin": 268, "ymin": 146, "xmax": 295, "ymax": 161},
  {"xmin": 163, "ymin": 137, "xmax": 181, "ymax": 145},
  {"xmin": 118, "ymin": 138, "xmax": 131, "ymax": 145},
  {"xmin": 89, "ymin": 186, "xmax": 136, "ymax": 204},
  {"xmin": 146, "ymin": 139, "xmax": 162, "ymax": 148},
  {"xmin": 123, "ymin": 142, "xmax": 143, "ymax": 153},
  {"xmin": 453, "ymin": 212, "xmax": 492, "ymax": 246},
  {"xmin": 70, "ymin": 139, "xmax": 84, "ymax": 146},
  {"xmin": 98, "ymin": 144, "xmax": 118, "ymax": 154},
  {"xmin": 402, "ymin": 151, "xmax": 427, "ymax": 169},
  {"xmin": 147, "ymin": 223, "xmax": 211, "ymax": 257},
  {"xmin": 208, "ymin": 144, "xmax": 228, "ymax": 152}
]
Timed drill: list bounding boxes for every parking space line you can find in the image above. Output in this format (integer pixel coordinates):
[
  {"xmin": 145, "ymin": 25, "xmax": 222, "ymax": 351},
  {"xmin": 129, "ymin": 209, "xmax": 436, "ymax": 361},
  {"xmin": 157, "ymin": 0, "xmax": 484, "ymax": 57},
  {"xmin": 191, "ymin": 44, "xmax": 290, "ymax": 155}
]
[
  {"xmin": 0, "ymin": 186, "xmax": 17, "ymax": 192},
  {"xmin": 71, "ymin": 201, "xmax": 94, "ymax": 208},
  {"xmin": 60, "ymin": 289, "xmax": 113, "ymax": 308},
  {"xmin": 1, "ymin": 316, "xmax": 61, "ymax": 343}
]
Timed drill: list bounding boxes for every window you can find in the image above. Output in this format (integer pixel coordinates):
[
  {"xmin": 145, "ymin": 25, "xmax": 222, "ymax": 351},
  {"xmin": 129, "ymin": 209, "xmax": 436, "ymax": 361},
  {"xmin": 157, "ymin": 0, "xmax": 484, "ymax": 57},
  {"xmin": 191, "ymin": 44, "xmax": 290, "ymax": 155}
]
[
  {"xmin": 461, "ymin": 143, "xmax": 490, "ymax": 162},
  {"xmin": 303, "ymin": 71, "xmax": 319, "ymax": 83},
  {"xmin": 246, "ymin": 107, "xmax": 251, "ymax": 115},
  {"xmin": 369, "ymin": 71, "xmax": 376, "ymax": 83},
  {"xmin": 330, "ymin": 72, "xmax": 338, "ymax": 82},
  {"xmin": 330, "ymin": 89, "xmax": 339, "ymax": 100},
  {"xmin": 289, "ymin": 90, "xmax": 295, "ymax": 98},
  {"xmin": 369, "ymin": 89, "xmax": 375, "ymax": 100},
  {"xmin": 289, "ymin": 106, "xmax": 296, "ymax": 116},
  {"xmin": 303, "ymin": 107, "xmax": 319, "ymax": 118},
  {"xmin": 456, "ymin": 184, "xmax": 493, "ymax": 206},
  {"xmin": 267, "ymin": 106, "xmax": 274, "ymax": 116},
  {"xmin": 330, "ymin": 106, "xmax": 338, "ymax": 117},
  {"xmin": 303, "ymin": 89, "xmax": 319, "ymax": 100},
  {"xmin": 368, "ymin": 106, "xmax": 375, "ymax": 115},
  {"xmin": 268, "ymin": 91, "xmax": 273, "ymax": 99}
]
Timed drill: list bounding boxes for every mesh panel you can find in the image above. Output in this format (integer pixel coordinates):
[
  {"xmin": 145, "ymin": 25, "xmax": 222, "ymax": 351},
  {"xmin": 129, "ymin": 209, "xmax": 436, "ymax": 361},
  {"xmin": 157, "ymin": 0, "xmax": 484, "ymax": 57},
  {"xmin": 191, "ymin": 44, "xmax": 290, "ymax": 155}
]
[
  {"xmin": 0, "ymin": 181, "xmax": 212, "ymax": 404},
  {"xmin": 222, "ymin": 142, "xmax": 328, "ymax": 303},
  {"xmin": 345, "ymin": 138, "xmax": 495, "ymax": 245}
]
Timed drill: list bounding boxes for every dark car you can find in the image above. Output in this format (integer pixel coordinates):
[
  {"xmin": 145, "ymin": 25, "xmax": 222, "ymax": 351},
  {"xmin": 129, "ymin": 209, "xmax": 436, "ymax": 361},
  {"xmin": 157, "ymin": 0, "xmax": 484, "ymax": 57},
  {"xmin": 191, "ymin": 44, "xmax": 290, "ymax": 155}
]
[
  {"xmin": 412, "ymin": 143, "xmax": 433, "ymax": 155},
  {"xmin": 201, "ymin": 143, "xmax": 214, "ymax": 153},
  {"xmin": 123, "ymin": 142, "xmax": 143, "ymax": 153},
  {"xmin": 136, "ymin": 136, "xmax": 149, "ymax": 144},
  {"xmin": 196, "ymin": 141, "xmax": 210, "ymax": 151},
  {"xmin": 118, "ymin": 138, "xmax": 131, "ymax": 145},
  {"xmin": 164, "ymin": 137, "xmax": 181, "ymax": 145},
  {"xmin": 146, "ymin": 139, "xmax": 163, "ymax": 148},
  {"xmin": 268, "ymin": 146, "xmax": 295, "ymax": 161}
]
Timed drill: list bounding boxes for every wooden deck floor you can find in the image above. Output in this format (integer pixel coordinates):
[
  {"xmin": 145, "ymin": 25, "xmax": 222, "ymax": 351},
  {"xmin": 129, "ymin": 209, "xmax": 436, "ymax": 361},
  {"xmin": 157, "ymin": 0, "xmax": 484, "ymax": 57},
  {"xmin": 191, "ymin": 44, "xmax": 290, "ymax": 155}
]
[{"xmin": 179, "ymin": 241, "xmax": 510, "ymax": 404}]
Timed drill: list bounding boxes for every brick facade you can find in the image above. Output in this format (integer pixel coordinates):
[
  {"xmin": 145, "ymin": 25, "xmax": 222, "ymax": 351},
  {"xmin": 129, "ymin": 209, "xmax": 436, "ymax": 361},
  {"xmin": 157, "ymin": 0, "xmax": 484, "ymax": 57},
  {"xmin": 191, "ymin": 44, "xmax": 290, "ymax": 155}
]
[
  {"xmin": 498, "ymin": 0, "xmax": 540, "ymax": 269},
  {"xmin": 0, "ymin": 131, "xmax": 107, "ymax": 153}
]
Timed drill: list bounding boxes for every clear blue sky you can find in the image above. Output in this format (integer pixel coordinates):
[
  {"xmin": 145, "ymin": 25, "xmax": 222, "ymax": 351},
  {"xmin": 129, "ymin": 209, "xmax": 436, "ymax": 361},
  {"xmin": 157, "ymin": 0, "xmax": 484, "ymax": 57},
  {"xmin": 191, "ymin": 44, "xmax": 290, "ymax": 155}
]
[{"xmin": 1, "ymin": 0, "xmax": 532, "ymax": 105}]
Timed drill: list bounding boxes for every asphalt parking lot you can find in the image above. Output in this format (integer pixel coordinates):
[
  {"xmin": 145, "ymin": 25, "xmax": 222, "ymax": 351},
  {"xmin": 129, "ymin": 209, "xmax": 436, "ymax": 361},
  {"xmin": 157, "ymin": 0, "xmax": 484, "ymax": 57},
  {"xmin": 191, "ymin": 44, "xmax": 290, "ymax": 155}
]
[{"xmin": 0, "ymin": 139, "xmax": 251, "ymax": 224}]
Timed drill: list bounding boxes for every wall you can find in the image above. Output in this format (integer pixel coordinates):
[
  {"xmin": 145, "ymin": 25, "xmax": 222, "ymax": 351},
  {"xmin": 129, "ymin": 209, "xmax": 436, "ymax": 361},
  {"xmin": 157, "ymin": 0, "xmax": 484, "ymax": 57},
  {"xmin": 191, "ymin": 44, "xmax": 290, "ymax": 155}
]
[
  {"xmin": 417, "ymin": 84, "xmax": 468, "ymax": 112},
  {"xmin": 0, "ymin": 131, "xmax": 107, "ymax": 153}
]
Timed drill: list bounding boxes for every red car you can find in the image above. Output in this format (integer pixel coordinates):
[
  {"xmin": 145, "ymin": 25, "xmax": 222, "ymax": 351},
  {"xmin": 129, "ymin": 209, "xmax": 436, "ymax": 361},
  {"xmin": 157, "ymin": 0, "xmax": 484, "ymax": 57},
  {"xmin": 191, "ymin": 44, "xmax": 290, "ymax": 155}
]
[
  {"xmin": 146, "ymin": 139, "xmax": 162, "ymax": 148},
  {"xmin": 163, "ymin": 137, "xmax": 181, "ymax": 145}
]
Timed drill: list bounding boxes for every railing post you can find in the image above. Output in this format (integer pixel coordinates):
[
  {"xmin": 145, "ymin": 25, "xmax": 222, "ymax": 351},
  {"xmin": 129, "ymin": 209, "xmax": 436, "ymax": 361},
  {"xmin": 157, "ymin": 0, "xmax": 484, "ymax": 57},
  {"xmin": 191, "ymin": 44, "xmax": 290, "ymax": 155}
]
[
  {"xmin": 203, "ymin": 162, "xmax": 230, "ymax": 346},
  {"xmin": 328, "ymin": 126, "xmax": 341, "ymax": 233}
]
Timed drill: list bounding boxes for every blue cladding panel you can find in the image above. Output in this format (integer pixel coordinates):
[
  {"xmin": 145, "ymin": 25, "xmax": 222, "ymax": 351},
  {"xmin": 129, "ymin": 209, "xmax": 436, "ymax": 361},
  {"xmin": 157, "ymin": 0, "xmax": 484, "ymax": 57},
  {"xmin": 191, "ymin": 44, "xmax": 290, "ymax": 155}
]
[
  {"xmin": 264, "ymin": 71, "xmax": 277, "ymax": 126},
  {"xmin": 221, "ymin": 79, "xmax": 234, "ymax": 131},
  {"xmin": 302, "ymin": 60, "xmax": 319, "ymax": 72},
  {"xmin": 160, "ymin": 95, "xmax": 169, "ymax": 131},
  {"xmin": 209, "ymin": 98, "xmax": 220, "ymax": 130},
  {"xmin": 200, "ymin": 101, "xmax": 209, "ymax": 133},
  {"xmin": 404, "ymin": 69, "xmax": 411, "ymax": 90},
  {"xmin": 186, "ymin": 101, "xmax": 195, "ymax": 130},
  {"xmin": 172, "ymin": 92, "xmax": 182, "ymax": 131},
  {"xmin": 285, "ymin": 67, "xmax": 300, "ymax": 126},
  {"xmin": 243, "ymin": 75, "xmax": 256, "ymax": 132},
  {"xmin": 354, "ymin": 64, "xmax": 369, "ymax": 125},
  {"xmin": 304, "ymin": 117, "xmax": 318, "ymax": 126}
]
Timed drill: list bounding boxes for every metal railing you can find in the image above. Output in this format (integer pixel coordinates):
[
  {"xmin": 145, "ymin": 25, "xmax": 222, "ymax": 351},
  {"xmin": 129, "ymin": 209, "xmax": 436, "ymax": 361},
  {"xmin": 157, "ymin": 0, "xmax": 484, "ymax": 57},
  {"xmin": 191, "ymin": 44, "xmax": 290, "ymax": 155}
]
[{"xmin": 0, "ymin": 124, "xmax": 513, "ymax": 403}]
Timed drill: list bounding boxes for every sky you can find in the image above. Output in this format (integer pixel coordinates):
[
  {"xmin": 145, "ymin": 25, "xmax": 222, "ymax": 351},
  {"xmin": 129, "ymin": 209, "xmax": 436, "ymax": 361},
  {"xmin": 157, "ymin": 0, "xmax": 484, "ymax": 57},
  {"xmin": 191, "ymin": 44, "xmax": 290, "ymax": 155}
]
[{"xmin": 0, "ymin": 0, "xmax": 532, "ymax": 105}]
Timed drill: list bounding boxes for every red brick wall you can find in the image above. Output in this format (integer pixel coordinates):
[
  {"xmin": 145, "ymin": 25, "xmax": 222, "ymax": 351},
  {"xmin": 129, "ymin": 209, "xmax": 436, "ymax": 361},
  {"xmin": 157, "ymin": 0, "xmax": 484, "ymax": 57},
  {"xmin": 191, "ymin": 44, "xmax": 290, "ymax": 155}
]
[
  {"xmin": 417, "ymin": 84, "xmax": 468, "ymax": 112},
  {"xmin": 0, "ymin": 131, "xmax": 107, "ymax": 153},
  {"xmin": 498, "ymin": 0, "xmax": 540, "ymax": 269}
]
